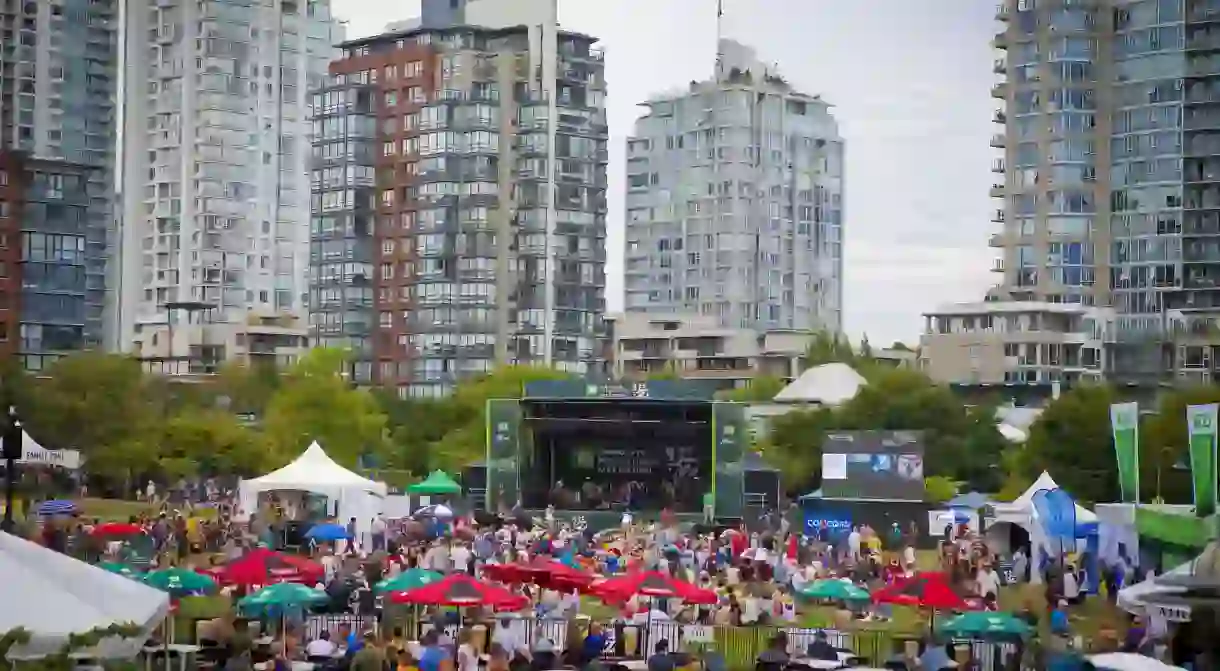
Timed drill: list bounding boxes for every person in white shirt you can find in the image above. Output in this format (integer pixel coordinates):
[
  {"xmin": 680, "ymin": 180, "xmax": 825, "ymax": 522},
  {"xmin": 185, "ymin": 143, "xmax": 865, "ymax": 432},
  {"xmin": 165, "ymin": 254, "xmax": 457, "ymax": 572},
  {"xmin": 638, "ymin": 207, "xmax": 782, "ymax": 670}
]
[
  {"xmin": 740, "ymin": 594, "xmax": 760, "ymax": 624},
  {"xmin": 847, "ymin": 527, "xmax": 862, "ymax": 559},
  {"xmin": 305, "ymin": 632, "xmax": 338, "ymax": 658},
  {"xmin": 457, "ymin": 631, "xmax": 479, "ymax": 671},
  {"xmin": 451, "ymin": 541, "xmax": 472, "ymax": 575},
  {"xmin": 1063, "ymin": 567, "xmax": 1081, "ymax": 604},
  {"xmin": 491, "ymin": 618, "xmax": 527, "ymax": 659},
  {"xmin": 976, "ymin": 565, "xmax": 1001, "ymax": 599}
]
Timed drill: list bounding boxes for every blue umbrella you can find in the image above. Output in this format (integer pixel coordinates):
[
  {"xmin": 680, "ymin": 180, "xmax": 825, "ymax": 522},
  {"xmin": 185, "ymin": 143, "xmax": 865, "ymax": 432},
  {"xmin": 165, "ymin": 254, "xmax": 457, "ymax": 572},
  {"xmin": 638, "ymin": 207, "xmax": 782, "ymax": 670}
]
[
  {"xmin": 36, "ymin": 500, "xmax": 76, "ymax": 516},
  {"xmin": 304, "ymin": 523, "xmax": 348, "ymax": 541}
]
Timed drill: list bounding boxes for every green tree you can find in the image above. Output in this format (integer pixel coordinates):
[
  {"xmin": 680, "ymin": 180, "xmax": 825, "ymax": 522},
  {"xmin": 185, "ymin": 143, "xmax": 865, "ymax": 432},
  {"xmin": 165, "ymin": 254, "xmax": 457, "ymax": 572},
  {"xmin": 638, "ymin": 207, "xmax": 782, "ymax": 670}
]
[
  {"xmin": 1143, "ymin": 385, "xmax": 1220, "ymax": 503},
  {"xmin": 802, "ymin": 330, "xmax": 857, "ymax": 369},
  {"xmin": 376, "ymin": 392, "xmax": 467, "ymax": 475},
  {"xmin": 924, "ymin": 475, "xmax": 958, "ymax": 504},
  {"xmin": 1022, "ymin": 384, "xmax": 1119, "ymax": 503},
  {"xmin": 759, "ymin": 406, "xmax": 835, "ymax": 492},
  {"xmin": 718, "ymin": 375, "xmax": 787, "ymax": 402},
  {"xmin": 212, "ymin": 361, "xmax": 282, "ymax": 418},
  {"xmin": 427, "ymin": 365, "xmax": 575, "ymax": 471},
  {"xmin": 161, "ymin": 407, "xmax": 271, "ymax": 477},
  {"xmin": 21, "ymin": 353, "xmax": 162, "ymax": 489},
  {"xmin": 834, "ymin": 367, "xmax": 974, "ymax": 475},
  {"xmin": 261, "ymin": 348, "xmax": 391, "ymax": 468}
]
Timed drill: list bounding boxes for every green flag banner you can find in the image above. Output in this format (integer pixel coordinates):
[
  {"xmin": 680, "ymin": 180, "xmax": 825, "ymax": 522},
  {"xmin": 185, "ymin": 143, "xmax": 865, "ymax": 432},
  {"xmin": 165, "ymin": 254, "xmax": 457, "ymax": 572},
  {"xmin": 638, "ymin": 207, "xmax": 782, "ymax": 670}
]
[
  {"xmin": 1109, "ymin": 402, "xmax": 1140, "ymax": 503},
  {"xmin": 1187, "ymin": 403, "xmax": 1218, "ymax": 518}
]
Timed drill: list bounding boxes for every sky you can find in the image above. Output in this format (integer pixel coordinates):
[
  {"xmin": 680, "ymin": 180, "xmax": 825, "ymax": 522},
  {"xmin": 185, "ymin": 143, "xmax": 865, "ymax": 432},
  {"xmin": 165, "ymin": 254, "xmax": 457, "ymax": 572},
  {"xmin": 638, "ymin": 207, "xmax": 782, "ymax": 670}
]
[{"xmin": 334, "ymin": 0, "xmax": 999, "ymax": 346}]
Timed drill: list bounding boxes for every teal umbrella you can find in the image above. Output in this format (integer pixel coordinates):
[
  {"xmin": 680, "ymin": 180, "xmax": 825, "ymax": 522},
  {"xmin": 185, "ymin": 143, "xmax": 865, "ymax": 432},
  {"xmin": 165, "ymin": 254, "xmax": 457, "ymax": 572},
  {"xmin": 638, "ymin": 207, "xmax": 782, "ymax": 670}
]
[
  {"xmin": 238, "ymin": 583, "xmax": 329, "ymax": 615},
  {"xmin": 798, "ymin": 579, "xmax": 871, "ymax": 602},
  {"xmin": 98, "ymin": 561, "xmax": 144, "ymax": 578},
  {"xmin": 374, "ymin": 568, "xmax": 443, "ymax": 594},
  {"xmin": 143, "ymin": 568, "xmax": 218, "ymax": 595},
  {"xmin": 938, "ymin": 611, "xmax": 1033, "ymax": 641}
]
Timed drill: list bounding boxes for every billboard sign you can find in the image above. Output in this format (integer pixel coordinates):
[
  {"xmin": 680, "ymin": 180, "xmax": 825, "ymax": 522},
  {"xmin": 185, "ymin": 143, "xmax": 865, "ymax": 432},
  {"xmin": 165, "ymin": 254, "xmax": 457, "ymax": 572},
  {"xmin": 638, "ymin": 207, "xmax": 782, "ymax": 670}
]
[{"xmin": 819, "ymin": 430, "xmax": 925, "ymax": 501}]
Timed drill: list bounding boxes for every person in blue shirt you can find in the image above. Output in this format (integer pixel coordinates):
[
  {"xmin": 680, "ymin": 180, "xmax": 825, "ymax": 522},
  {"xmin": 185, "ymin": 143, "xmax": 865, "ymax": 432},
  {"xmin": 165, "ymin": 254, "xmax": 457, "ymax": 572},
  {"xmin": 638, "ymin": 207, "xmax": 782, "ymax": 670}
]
[
  {"xmin": 344, "ymin": 624, "xmax": 364, "ymax": 654},
  {"xmin": 417, "ymin": 631, "xmax": 446, "ymax": 671},
  {"xmin": 580, "ymin": 623, "xmax": 608, "ymax": 666},
  {"xmin": 1050, "ymin": 599, "xmax": 1071, "ymax": 636}
]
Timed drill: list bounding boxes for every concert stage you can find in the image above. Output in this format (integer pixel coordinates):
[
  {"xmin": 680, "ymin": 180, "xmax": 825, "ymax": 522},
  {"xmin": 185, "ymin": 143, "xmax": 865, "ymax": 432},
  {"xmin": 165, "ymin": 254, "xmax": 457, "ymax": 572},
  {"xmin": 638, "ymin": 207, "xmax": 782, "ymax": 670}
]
[{"xmin": 481, "ymin": 380, "xmax": 752, "ymax": 525}]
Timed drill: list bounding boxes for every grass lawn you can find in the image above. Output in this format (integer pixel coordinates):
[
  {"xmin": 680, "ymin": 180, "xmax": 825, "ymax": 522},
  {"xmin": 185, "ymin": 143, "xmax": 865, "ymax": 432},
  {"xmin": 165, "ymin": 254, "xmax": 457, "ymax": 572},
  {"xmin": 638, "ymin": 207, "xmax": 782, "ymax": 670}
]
[{"xmin": 78, "ymin": 497, "xmax": 218, "ymax": 521}]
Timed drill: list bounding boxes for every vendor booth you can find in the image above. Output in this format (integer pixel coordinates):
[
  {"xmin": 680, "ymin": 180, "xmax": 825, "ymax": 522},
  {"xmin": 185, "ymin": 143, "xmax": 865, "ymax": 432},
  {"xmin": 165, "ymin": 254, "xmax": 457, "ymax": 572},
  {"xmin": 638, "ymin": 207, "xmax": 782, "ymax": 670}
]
[
  {"xmin": 238, "ymin": 441, "xmax": 388, "ymax": 547},
  {"xmin": 0, "ymin": 530, "xmax": 170, "ymax": 659},
  {"xmin": 987, "ymin": 471, "xmax": 1098, "ymax": 584}
]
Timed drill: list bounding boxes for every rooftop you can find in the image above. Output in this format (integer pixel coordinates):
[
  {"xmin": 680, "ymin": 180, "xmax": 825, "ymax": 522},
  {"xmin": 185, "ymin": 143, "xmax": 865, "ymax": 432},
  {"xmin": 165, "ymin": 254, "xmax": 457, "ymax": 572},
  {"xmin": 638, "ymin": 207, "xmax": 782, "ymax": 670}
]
[
  {"xmin": 339, "ymin": 22, "xmax": 597, "ymax": 50},
  {"xmin": 925, "ymin": 301, "xmax": 1106, "ymax": 317}
]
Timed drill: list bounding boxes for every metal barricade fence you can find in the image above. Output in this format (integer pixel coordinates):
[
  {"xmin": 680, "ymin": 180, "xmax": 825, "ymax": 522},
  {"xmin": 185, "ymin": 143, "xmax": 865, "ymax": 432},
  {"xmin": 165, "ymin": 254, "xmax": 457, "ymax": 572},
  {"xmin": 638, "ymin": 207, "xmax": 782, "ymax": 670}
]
[{"xmin": 382, "ymin": 614, "xmax": 1018, "ymax": 671}]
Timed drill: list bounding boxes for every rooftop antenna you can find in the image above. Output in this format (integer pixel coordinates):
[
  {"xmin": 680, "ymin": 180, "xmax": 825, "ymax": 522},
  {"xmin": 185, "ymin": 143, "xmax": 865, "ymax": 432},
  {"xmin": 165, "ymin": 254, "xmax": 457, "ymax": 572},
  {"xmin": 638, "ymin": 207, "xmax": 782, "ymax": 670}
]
[{"xmin": 715, "ymin": 0, "xmax": 724, "ymax": 81}]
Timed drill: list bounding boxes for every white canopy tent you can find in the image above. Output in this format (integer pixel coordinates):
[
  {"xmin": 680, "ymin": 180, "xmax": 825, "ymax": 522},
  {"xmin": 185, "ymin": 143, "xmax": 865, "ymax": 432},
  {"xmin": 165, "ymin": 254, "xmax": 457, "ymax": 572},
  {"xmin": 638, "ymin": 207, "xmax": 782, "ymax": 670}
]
[
  {"xmin": 238, "ymin": 441, "xmax": 388, "ymax": 544},
  {"xmin": 986, "ymin": 471, "xmax": 1098, "ymax": 583},
  {"xmin": 0, "ymin": 530, "xmax": 170, "ymax": 659},
  {"xmin": 1117, "ymin": 561, "xmax": 1192, "ymax": 621},
  {"xmin": 15, "ymin": 427, "xmax": 82, "ymax": 469}
]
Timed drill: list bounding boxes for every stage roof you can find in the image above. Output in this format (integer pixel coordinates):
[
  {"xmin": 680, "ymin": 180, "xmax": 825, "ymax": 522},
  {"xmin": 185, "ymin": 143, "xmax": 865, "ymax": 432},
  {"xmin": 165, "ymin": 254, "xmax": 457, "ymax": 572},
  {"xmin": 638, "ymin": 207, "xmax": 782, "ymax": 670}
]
[{"xmin": 522, "ymin": 379, "xmax": 722, "ymax": 402}]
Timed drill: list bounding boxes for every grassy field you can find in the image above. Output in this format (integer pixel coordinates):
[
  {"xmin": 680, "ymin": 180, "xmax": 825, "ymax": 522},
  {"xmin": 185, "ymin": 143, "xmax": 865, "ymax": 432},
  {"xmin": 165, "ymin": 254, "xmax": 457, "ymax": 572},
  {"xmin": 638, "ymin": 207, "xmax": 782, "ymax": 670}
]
[{"xmin": 77, "ymin": 497, "xmax": 218, "ymax": 521}]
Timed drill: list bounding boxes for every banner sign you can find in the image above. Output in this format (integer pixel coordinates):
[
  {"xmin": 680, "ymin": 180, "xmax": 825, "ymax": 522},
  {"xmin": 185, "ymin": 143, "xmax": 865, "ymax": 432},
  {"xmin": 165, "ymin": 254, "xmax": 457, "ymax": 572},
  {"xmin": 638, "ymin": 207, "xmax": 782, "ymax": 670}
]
[
  {"xmin": 17, "ymin": 444, "xmax": 81, "ymax": 469},
  {"xmin": 1109, "ymin": 402, "xmax": 1140, "ymax": 502},
  {"xmin": 523, "ymin": 379, "xmax": 719, "ymax": 401},
  {"xmin": 1187, "ymin": 404, "xmax": 1218, "ymax": 518}
]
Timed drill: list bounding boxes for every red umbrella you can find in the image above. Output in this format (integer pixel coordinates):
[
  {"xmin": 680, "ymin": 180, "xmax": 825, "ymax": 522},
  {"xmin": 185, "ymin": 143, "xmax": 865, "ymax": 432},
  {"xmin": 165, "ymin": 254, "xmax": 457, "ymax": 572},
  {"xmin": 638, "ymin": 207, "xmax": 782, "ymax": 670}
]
[
  {"xmin": 91, "ymin": 522, "xmax": 143, "ymax": 537},
  {"xmin": 484, "ymin": 557, "xmax": 593, "ymax": 589},
  {"xmin": 871, "ymin": 571, "xmax": 972, "ymax": 610},
  {"xmin": 592, "ymin": 571, "xmax": 717, "ymax": 605},
  {"xmin": 206, "ymin": 548, "xmax": 323, "ymax": 586},
  {"xmin": 389, "ymin": 574, "xmax": 529, "ymax": 611}
]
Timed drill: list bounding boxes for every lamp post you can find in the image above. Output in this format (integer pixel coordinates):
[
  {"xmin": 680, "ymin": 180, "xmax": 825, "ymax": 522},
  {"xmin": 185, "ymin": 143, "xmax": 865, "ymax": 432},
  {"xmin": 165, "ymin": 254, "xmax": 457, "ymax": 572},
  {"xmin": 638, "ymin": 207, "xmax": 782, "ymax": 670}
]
[{"xmin": 2, "ymin": 405, "xmax": 21, "ymax": 532}]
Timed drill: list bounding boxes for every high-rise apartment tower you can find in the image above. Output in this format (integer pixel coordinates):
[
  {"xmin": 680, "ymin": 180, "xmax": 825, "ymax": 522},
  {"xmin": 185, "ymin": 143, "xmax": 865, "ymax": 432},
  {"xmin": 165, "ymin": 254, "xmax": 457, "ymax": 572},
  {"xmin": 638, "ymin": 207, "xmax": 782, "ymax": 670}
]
[
  {"xmin": 992, "ymin": 0, "xmax": 1220, "ymax": 383},
  {"xmin": 0, "ymin": 0, "xmax": 118, "ymax": 369},
  {"xmin": 623, "ymin": 39, "xmax": 844, "ymax": 332},
  {"xmin": 116, "ymin": 0, "xmax": 342, "ymax": 360},
  {"xmin": 308, "ymin": 0, "xmax": 609, "ymax": 396}
]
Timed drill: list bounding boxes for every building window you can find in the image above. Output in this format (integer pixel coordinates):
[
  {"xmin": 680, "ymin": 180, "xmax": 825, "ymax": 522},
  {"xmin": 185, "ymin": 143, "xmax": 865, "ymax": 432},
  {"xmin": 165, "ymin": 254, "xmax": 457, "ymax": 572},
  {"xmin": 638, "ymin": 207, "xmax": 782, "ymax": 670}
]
[{"xmin": 405, "ymin": 61, "xmax": 423, "ymax": 78}]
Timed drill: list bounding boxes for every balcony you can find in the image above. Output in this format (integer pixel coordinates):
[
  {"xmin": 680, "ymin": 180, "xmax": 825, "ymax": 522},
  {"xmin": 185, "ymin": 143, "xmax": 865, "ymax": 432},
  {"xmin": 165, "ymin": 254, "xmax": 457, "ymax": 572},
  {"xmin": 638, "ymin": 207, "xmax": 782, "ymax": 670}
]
[
  {"xmin": 994, "ymin": 31, "xmax": 1008, "ymax": 49},
  {"xmin": 993, "ymin": 109, "xmax": 1007, "ymax": 124},
  {"xmin": 993, "ymin": 58, "xmax": 1007, "ymax": 75},
  {"xmin": 991, "ymin": 210, "xmax": 1006, "ymax": 223},
  {"xmin": 992, "ymin": 82, "xmax": 1007, "ymax": 99},
  {"xmin": 992, "ymin": 158, "xmax": 1006, "ymax": 173},
  {"xmin": 989, "ymin": 233, "xmax": 1004, "ymax": 248},
  {"xmin": 992, "ymin": 258, "xmax": 1006, "ymax": 272},
  {"xmin": 990, "ymin": 183, "xmax": 1005, "ymax": 198},
  {"xmin": 996, "ymin": 2, "xmax": 1009, "ymax": 20},
  {"xmin": 990, "ymin": 134, "xmax": 1006, "ymax": 148}
]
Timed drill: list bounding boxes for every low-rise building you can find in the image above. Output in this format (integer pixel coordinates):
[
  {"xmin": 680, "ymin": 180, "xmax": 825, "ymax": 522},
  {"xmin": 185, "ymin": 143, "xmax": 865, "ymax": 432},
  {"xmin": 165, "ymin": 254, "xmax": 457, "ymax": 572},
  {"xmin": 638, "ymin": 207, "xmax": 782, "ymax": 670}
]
[
  {"xmin": 606, "ymin": 312, "xmax": 812, "ymax": 387},
  {"xmin": 132, "ymin": 306, "xmax": 308, "ymax": 378},
  {"xmin": 919, "ymin": 301, "xmax": 1113, "ymax": 386}
]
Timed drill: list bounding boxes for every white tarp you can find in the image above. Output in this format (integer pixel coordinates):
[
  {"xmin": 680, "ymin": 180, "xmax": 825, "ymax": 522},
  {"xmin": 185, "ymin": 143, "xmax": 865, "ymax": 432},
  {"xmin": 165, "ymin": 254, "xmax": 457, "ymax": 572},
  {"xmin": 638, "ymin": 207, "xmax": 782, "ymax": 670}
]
[
  {"xmin": 239, "ymin": 441, "xmax": 388, "ymax": 545},
  {"xmin": 16, "ymin": 429, "xmax": 81, "ymax": 469},
  {"xmin": 0, "ymin": 531, "xmax": 170, "ymax": 659},
  {"xmin": 1117, "ymin": 562, "xmax": 1192, "ymax": 622}
]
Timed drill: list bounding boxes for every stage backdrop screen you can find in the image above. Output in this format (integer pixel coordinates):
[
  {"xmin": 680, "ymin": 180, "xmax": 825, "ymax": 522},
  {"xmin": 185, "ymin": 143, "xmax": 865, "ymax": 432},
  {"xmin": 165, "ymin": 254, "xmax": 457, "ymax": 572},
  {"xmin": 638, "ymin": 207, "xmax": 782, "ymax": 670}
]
[{"xmin": 819, "ymin": 430, "xmax": 925, "ymax": 501}]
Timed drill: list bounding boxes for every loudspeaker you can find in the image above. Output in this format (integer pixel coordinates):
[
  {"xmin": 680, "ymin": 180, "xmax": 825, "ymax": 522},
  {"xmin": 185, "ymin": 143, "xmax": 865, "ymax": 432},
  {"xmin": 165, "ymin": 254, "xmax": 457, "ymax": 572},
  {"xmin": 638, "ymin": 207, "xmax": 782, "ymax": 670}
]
[{"xmin": 1, "ymin": 412, "xmax": 20, "ymax": 461}]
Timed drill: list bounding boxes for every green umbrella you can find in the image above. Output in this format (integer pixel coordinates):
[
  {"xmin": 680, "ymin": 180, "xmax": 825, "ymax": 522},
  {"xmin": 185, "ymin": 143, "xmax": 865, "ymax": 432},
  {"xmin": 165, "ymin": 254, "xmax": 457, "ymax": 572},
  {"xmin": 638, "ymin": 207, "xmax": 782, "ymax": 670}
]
[
  {"xmin": 938, "ymin": 611, "xmax": 1033, "ymax": 641},
  {"xmin": 99, "ymin": 561, "xmax": 144, "ymax": 578},
  {"xmin": 375, "ymin": 568, "xmax": 443, "ymax": 594},
  {"xmin": 143, "ymin": 568, "xmax": 218, "ymax": 595},
  {"xmin": 238, "ymin": 583, "xmax": 329, "ymax": 614},
  {"xmin": 798, "ymin": 579, "xmax": 871, "ymax": 602},
  {"xmin": 406, "ymin": 470, "xmax": 462, "ymax": 495}
]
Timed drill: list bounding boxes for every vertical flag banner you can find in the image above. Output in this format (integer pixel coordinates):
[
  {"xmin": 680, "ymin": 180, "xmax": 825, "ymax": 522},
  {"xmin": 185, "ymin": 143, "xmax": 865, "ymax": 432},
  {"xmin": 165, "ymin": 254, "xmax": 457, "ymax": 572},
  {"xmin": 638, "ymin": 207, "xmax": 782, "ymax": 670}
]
[
  {"xmin": 1187, "ymin": 403, "xmax": 1219, "ymax": 518},
  {"xmin": 1109, "ymin": 402, "xmax": 1140, "ymax": 502}
]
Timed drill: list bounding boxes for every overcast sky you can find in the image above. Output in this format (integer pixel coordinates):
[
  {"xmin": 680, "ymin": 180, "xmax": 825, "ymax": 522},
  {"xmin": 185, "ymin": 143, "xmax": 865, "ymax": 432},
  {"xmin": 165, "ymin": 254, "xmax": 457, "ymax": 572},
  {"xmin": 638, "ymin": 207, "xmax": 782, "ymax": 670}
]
[{"xmin": 334, "ymin": 0, "xmax": 997, "ymax": 346}]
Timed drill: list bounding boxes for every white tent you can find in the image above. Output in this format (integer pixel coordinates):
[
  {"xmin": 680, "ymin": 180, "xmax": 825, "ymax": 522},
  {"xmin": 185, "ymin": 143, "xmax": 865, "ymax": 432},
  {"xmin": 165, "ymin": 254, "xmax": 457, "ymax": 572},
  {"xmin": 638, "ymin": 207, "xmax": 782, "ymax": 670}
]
[
  {"xmin": 238, "ymin": 441, "xmax": 388, "ymax": 544},
  {"xmin": 987, "ymin": 471, "xmax": 1098, "ymax": 583},
  {"xmin": 0, "ymin": 531, "xmax": 170, "ymax": 659},
  {"xmin": 773, "ymin": 363, "xmax": 867, "ymax": 406},
  {"xmin": 16, "ymin": 428, "xmax": 82, "ymax": 469}
]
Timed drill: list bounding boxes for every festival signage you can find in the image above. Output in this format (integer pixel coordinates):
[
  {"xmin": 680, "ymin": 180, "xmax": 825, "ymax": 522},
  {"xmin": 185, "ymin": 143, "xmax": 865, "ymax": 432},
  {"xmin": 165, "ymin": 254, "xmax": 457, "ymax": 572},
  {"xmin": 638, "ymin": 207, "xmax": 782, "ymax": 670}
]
[
  {"xmin": 1187, "ymin": 403, "xmax": 1219, "ymax": 518},
  {"xmin": 485, "ymin": 399, "xmax": 521, "ymax": 510},
  {"xmin": 1109, "ymin": 401, "xmax": 1140, "ymax": 503},
  {"xmin": 17, "ymin": 443, "xmax": 81, "ymax": 469}
]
